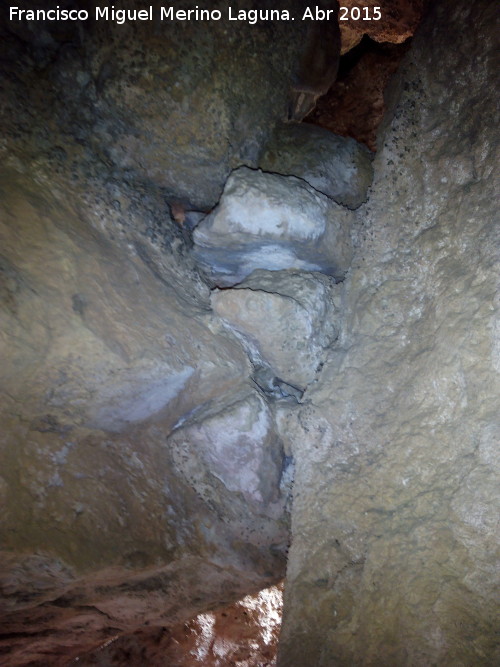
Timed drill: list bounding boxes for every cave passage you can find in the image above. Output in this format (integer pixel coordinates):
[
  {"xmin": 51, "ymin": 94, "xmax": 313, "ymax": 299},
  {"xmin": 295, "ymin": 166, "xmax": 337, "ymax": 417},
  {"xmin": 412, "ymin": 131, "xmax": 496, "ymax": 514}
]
[{"xmin": 1, "ymin": 1, "xmax": 499, "ymax": 666}]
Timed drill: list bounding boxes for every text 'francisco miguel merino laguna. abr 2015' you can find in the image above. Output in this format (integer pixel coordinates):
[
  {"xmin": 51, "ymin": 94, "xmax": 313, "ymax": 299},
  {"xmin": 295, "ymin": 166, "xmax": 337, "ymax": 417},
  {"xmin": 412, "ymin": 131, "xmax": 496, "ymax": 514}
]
[{"xmin": 9, "ymin": 5, "xmax": 382, "ymax": 25}]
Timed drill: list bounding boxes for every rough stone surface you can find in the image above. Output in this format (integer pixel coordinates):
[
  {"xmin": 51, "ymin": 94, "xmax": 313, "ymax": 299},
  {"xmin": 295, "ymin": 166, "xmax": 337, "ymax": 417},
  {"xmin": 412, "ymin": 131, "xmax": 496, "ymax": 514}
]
[
  {"xmin": 278, "ymin": 0, "xmax": 500, "ymax": 664},
  {"xmin": 339, "ymin": 0, "xmax": 426, "ymax": 53},
  {"xmin": 308, "ymin": 40, "xmax": 409, "ymax": 151},
  {"xmin": 1, "ymin": 0, "xmax": 498, "ymax": 664},
  {"xmin": 0, "ymin": 167, "xmax": 290, "ymax": 665},
  {"xmin": 1, "ymin": 0, "xmax": 304, "ymax": 210},
  {"xmin": 168, "ymin": 388, "xmax": 286, "ymax": 514},
  {"xmin": 193, "ymin": 167, "xmax": 354, "ymax": 286},
  {"xmin": 310, "ymin": 2, "xmax": 425, "ymax": 150},
  {"xmin": 0, "ymin": 3, "xmax": 317, "ymax": 661},
  {"xmin": 259, "ymin": 122, "xmax": 373, "ymax": 208},
  {"xmin": 212, "ymin": 269, "xmax": 341, "ymax": 389},
  {"xmin": 72, "ymin": 584, "xmax": 283, "ymax": 666}
]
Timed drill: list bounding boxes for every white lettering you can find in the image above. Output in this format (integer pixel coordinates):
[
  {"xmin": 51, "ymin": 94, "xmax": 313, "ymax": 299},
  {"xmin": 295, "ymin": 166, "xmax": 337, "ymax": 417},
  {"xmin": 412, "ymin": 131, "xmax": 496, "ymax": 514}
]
[
  {"xmin": 229, "ymin": 7, "xmax": 289, "ymax": 23},
  {"xmin": 161, "ymin": 6, "xmax": 221, "ymax": 21},
  {"xmin": 95, "ymin": 7, "xmax": 108, "ymax": 20},
  {"xmin": 10, "ymin": 6, "xmax": 88, "ymax": 21},
  {"xmin": 303, "ymin": 6, "xmax": 337, "ymax": 20},
  {"xmin": 161, "ymin": 7, "xmax": 174, "ymax": 20},
  {"xmin": 115, "ymin": 9, "xmax": 126, "ymax": 25}
]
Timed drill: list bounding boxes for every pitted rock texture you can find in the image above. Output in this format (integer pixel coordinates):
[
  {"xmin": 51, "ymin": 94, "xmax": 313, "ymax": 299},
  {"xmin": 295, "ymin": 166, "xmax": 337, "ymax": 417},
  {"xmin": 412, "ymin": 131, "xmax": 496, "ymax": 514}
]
[
  {"xmin": 72, "ymin": 584, "xmax": 283, "ymax": 666},
  {"xmin": 0, "ymin": 171, "xmax": 287, "ymax": 663},
  {"xmin": 278, "ymin": 0, "xmax": 500, "ymax": 665},
  {"xmin": 259, "ymin": 123, "xmax": 373, "ymax": 208},
  {"xmin": 212, "ymin": 269, "xmax": 341, "ymax": 389},
  {"xmin": 308, "ymin": 39, "xmax": 410, "ymax": 151},
  {"xmin": 1, "ymin": 0, "xmax": 304, "ymax": 210},
  {"xmin": 193, "ymin": 167, "xmax": 354, "ymax": 286}
]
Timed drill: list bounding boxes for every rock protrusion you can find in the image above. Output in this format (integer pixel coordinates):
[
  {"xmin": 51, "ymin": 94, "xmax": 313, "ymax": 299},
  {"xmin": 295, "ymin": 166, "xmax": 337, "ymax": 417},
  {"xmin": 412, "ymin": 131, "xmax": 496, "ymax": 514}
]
[
  {"xmin": 193, "ymin": 167, "xmax": 354, "ymax": 287},
  {"xmin": 260, "ymin": 122, "xmax": 373, "ymax": 208},
  {"xmin": 169, "ymin": 389, "xmax": 283, "ymax": 512},
  {"xmin": 287, "ymin": 1, "xmax": 341, "ymax": 121},
  {"xmin": 211, "ymin": 269, "xmax": 340, "ymax": 390}
]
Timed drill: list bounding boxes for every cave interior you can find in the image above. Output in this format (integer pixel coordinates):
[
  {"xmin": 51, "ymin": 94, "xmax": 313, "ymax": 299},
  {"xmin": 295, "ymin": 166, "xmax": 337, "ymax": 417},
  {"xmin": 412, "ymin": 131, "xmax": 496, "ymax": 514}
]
[{"xmin": 0, "ymin": 0, "xmax": 499, "ymax": 665}]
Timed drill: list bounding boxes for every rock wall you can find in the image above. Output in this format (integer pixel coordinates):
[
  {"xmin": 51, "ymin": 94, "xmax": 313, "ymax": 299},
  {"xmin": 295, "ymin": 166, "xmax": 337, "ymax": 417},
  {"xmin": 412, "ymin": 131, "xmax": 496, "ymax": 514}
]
[
  {"xmin": 278, "ymin": 0, "xmax": 500, "ymax": 664},
  {"xmin": 0, "ymin": 5, "xmax": 308, "ymax": 663},
  {"xmin": 0, "ymin": 166, "xmax": 290, "ymax": 666},
  {"xmin": 2, "ymin": 0, "xmax": 304, "ymax": 210}
]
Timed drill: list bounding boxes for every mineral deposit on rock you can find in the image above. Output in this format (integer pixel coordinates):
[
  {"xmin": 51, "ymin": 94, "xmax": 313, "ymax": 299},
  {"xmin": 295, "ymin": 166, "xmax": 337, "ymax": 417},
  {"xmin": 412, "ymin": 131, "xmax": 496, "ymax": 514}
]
[{"xmin": 193, "ymin": 167, "xmax": 354, "ymax": 286}]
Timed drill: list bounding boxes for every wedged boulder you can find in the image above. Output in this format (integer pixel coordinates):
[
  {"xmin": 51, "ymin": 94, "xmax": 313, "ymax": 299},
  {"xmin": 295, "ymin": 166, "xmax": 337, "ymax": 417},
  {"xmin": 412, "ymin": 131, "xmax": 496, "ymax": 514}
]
[
  {"xmin": 259, "ymin": 122, "xmax": 374, "ymax": 208},
  {"xmin": 211, "ymin": 269, "xmax": 341, "ymax": 389},
  {"xmin": 193, "ymin": 167, "xmax": 354, "ymax": 287}
]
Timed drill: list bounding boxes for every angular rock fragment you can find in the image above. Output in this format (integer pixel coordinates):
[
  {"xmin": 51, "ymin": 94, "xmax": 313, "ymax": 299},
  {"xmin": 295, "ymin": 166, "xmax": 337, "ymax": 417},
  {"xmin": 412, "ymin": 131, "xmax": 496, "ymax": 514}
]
[
  {"xmin": 193, "ymin": 167, "xmax": 353, "ymax": 286},
  {"xmin": 169, "ymin": 389, "xmax": 283, "ymax": 510},
  {"xmin": 259, "ymin": 122, "xmax": 373, "ymax": 208},
  {"xmin": 211, "ymin": 269, "xmax": 340, "ymax": 389}
]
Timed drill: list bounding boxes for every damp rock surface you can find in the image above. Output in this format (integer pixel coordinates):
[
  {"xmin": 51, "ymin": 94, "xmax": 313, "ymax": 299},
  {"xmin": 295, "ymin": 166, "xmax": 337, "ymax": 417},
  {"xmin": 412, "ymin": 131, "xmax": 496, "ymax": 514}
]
[
  {"xmin": 193, "ymin": 167, "xmax": 354, "ymax": 286},
  {"xmin": 259, "ymin": 122, "xmax": 374, "ymax": 208},
  {"xmin": 278, "ymin": 0, "xmax": 500, "ymax": 664}
]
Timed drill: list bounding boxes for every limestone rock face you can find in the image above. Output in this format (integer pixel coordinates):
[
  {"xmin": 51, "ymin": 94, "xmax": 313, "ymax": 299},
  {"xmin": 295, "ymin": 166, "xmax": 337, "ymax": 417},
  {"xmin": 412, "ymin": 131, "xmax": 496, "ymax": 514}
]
[
  {"xmin": 212, "ymin": 269, "xmax": 340, "ymax": 389},
  {"xmin": 0, "ymin": 168, "xmax": 288, "ymax": 665},
  {"xmin": 2, "ymin": 1, "xmax": 304, "ymax": 210},
  {"xmin": 278, "ymin": 0, "xmax": 500, "ymax": 665},
  {"xmin": 193, "ymin": 167, "xmax": 354, "ymax": 286},
  {"xmin": 259, "ymin": 123, "xmax": 373, "ymax": 208},
  {"xmin": 0, "ymin": 5, "xmax": 313, "ymax": 660},
  {"xmin": 169, "ymin": 389, "xmax": 284, "ymax": 511}
]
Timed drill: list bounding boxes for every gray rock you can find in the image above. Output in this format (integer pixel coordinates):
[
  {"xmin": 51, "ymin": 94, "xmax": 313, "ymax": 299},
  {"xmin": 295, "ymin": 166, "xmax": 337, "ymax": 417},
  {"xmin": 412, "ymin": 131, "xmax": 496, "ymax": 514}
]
[
  {"xmin": 260, "ymin": 122, "xmax": 374, "ymax": 208},
  {"xmin": 169, "ymin": 389, "xmax": 284, "ymax": 511},
  {"xmin": 211, "ymin": 269, "xmax": 340, "ymax": 388},
  {"xmin": 1, "ymin": 6, "xmax": 306, "ymax": 210},
  {"xmin": 287, "ymin": 3, "xmax": 341, "ymax": 121},
  {"xmin": 0, "ymin": 167, "xmax": 286, "ymax": 662},
  {"xmin": 252, "ymin": 365, "xmax": 304, "ymax": 403},
  {"xmin": 193, "ymin": 167, "xmax": 354, "ymax": 286},
  {"xmin": 277, "ymin": 0, "xmax": 500, "ymax": 664}
]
